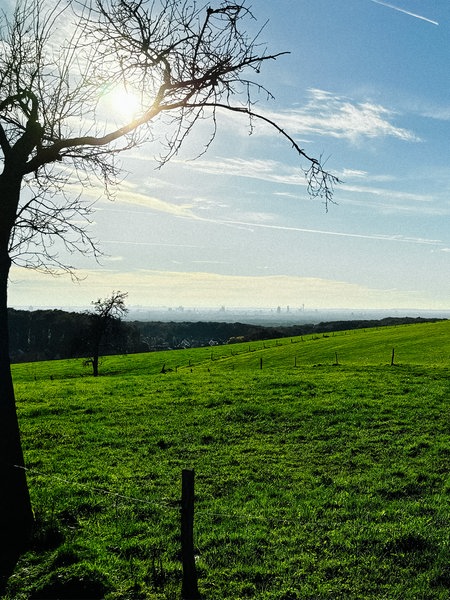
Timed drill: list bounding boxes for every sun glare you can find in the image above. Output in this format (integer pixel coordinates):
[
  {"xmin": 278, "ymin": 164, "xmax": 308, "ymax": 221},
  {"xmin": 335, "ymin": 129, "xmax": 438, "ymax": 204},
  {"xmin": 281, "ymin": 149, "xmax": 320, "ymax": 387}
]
[{"xmin": 104, "ymin": 86, "xmax": 142, "ymax": 124}]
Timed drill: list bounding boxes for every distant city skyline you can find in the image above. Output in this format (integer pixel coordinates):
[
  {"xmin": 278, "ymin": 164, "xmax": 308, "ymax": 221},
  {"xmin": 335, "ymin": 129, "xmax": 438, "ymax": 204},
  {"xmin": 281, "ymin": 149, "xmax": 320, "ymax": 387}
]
[
  {"xmin": 6, "ymin": 0, "xmax": 450, "ymax": 312},
  {"xmin": 11, "ymin": 302, "xmax": 450, "ymax": 326}
]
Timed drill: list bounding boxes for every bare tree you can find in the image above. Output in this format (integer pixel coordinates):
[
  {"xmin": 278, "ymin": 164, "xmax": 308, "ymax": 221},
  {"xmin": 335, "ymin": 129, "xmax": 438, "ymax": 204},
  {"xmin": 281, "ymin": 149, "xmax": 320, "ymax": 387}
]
[
  {"xmin": 0, "ymin": 0, "xmax": 339, "ymax": 584},
  {"xmin": 84, "ymin": 291, "xmax": 128, "ymax": 377}
]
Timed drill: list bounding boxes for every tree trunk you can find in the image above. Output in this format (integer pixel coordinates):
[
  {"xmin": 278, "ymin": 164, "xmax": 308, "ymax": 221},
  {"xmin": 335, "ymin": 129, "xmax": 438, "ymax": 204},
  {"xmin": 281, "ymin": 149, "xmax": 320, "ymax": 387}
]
[
  {"xmin": 92, "ymin": 354, "xmax": 99, "ymax": 377},
  {"xmin": 0, "ymin": 252, "xmax": 34, "ymax": 591},
  {"xmin": 0, "ymin": 167, "xmax": 34, "ymax": 591}
]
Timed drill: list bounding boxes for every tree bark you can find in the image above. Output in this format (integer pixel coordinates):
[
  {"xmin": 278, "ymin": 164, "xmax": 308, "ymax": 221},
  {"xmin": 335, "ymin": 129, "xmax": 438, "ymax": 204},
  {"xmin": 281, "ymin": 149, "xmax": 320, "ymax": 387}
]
[{"xmin": 0, "ymin": 172, "xmax": 34, "ymax": 591}]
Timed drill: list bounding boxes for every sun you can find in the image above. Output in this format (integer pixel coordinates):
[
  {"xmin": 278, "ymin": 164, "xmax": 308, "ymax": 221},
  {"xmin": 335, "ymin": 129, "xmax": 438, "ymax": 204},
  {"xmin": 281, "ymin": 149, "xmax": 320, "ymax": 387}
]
[{"xmin": 105, "ymin": 86, "xmax": 142, "ymax": 123}]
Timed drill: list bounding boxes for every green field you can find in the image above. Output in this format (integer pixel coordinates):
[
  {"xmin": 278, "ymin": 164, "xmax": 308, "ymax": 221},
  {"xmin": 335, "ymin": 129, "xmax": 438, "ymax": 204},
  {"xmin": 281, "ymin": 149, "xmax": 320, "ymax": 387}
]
[{"xmin": 5, "ymin": 320, "xmax": 450, "ymax": 599}]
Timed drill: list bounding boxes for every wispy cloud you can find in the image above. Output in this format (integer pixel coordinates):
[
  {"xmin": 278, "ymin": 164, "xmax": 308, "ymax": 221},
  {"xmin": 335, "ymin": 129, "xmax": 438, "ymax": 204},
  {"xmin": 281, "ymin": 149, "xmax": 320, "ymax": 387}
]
[
  {"xmin": 213, "ymin": 219, "xmax": 444, "ymax": 248},
  {"xmin": 413, "ymin": 103, "xmax": 450, "ymax": 122},
  {"xmin": 180, "ymin": 155, "xmax": 438, "ymax": 214},
  {"xmin": 94, "ymin": 153, "xmax": 443, "ymax": 221},
  {"xmin": 215, "ymin": 89, "xmax": 418, "ymax": 144},
  {"xmin": 269, "ymin": 89, "xmax": 419, "ymax": 143},
  {"xmin": 105, "ymin": 184, "xmax": 199, "ymax": 219},
  {"xmin": 102, "ymin": 239, "xmax": 205, "ymax": 249},
  {"xmin": 182, "ymin": 157, "xmax": 302, "ymax": 187},
  {"xmin": 341, "ymin": 183, "xmax": 433, "ymax": 204},
  {"xmin": 368, "ymin": 0, "xmax": 439, "ymax": 26}
]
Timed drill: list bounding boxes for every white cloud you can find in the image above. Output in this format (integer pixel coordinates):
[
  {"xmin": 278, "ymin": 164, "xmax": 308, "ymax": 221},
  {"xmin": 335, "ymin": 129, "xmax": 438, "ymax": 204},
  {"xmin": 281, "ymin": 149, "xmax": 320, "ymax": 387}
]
[
  {"xmin": 221, "ymin": 89, "xmax": 419, "ymax": 144},
  {"xmin": 422, "ymin": 107, "xmax": 450, "ymax": 121},
  {"xmin": 341, "ymin": 194, "xmax": 450, "ymax": 216},
  {"xmin": 341, "ymin": 183, "xmax": 433, "ymax": 203},
  {"xmin": 341, "ymin": 169, "xmax": 368, "ymax": 179},
  {"xmin": 177, "ymin": 156, "xmax": 305, "ymax": 188},
  {"xmin": 271, "ymin": 89, "xmax": 419, "ymax": 143},
  {"xmin": 107, "ymin": 185, "xmax": 198, "ymax": 218}
]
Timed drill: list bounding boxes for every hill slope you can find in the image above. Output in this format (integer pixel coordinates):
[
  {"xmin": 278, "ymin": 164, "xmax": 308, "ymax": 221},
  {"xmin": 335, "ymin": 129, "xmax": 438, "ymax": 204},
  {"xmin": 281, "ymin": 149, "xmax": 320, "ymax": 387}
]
[{"xmin": 5, "ymin": 320, "xmax": 450, "ymax": 599}]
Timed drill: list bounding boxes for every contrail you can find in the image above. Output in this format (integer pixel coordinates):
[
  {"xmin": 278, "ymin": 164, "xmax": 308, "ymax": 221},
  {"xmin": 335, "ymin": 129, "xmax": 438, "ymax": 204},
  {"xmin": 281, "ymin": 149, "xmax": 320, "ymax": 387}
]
[{"xmin": 369, "ymin": 0, "xmax": 439, "ymax": 25}]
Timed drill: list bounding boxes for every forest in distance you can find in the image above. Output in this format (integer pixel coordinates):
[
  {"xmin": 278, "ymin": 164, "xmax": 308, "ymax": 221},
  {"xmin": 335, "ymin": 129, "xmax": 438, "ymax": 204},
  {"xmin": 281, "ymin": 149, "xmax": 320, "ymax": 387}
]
[{"xmin": 8, "ymin": 307, "xmax": 447, "ymax": 364}]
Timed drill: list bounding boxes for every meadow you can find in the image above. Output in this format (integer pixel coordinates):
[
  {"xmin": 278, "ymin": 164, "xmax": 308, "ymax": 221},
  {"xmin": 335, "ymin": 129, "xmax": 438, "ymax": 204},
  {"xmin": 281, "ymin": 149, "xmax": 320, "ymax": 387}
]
[{"xmin": 4, "ymin": 320, "xmax": 450, "ymax": 599}]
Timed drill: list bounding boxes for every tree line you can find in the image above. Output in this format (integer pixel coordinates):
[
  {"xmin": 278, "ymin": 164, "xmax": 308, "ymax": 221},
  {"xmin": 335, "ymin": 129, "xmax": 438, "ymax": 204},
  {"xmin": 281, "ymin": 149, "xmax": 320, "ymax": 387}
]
[{"xmin": 8, "ymin": 308, "xmax": 444, "ymax": 364}]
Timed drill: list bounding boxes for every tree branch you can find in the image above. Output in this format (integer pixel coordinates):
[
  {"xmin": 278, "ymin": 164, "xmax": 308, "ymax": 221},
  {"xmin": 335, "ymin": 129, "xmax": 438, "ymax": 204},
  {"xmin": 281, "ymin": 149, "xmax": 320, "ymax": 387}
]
[
  {"xmin": 1, "ymin": 0, "xmax": 340, "ymax": 275},
  {"xmin": 0, "ymin": 124, "xmax": 11, "ymax": 156},
  {"xmin": 200, "ymin": 102, "xmax": 340, "ymax": 209}
]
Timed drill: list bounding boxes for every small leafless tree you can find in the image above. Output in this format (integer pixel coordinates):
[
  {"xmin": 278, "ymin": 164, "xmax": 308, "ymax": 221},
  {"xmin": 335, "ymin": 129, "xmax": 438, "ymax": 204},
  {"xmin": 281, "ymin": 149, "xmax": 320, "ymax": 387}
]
[
  {"xmin": 0, "ymin": 0, "xmax": 339, "ymax": 585},
  {"xmin": 84, "ymin": 291, "xmax": 128, "ymax": 377}
]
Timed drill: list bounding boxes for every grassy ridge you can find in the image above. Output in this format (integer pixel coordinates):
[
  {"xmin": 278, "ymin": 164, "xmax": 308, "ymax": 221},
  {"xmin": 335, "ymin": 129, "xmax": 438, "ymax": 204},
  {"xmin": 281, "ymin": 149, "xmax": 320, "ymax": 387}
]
[
  {"xmin": 12, "ymin": 320, "xmax": 450, "ymax": 380},
  {"xmin": 5, "ymin": 320, "xmax": 450, "ymax": 599}
]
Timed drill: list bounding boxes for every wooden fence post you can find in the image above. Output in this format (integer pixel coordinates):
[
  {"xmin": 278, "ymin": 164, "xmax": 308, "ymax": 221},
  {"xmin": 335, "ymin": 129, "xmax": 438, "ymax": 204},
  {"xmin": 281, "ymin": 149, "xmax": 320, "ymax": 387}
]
[
  {"xmin": 391, "ymin": 348, "xmax": 395, "ymax": 366},
  {"xmin": 181, "ymin": 469, "xmax": 200, "ymax": 600}
]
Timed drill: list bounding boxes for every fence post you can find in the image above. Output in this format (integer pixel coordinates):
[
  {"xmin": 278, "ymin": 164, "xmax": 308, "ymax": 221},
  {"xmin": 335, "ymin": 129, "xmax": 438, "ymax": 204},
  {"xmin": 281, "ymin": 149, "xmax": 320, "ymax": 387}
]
[
  {"xmin": 391, "ymin": 347, "xmax": 395, "ymax": 366},
  {"xmin": 181, "ymin": 469, "xmax": 200, "ymax": 600}
]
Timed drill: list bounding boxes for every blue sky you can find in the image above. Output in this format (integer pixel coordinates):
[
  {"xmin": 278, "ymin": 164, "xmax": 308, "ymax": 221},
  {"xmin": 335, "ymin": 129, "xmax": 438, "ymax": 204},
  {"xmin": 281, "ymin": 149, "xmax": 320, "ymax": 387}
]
[{"xmin": 8, "ymin": 0, "xmax": 450, "ymax": 311}]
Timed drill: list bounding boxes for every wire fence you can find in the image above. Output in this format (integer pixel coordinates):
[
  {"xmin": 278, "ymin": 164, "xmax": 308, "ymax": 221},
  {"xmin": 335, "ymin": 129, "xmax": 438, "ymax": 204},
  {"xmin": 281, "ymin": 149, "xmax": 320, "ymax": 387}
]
[
  {"xmin": 11, "ymin": 460, "xmax": 447, "ymax": 529},
  {"xmin": 6, "ymin": 458, "xmax": 450, "ymax": 599},
  {"xmin": 11, "ymin": 461, "xmax": 318, "ymax": 526}
]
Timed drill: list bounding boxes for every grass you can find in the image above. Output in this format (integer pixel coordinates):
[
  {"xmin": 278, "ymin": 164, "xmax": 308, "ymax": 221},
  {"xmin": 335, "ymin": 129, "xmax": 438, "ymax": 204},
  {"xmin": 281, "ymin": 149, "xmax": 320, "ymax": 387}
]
[{"xmin": 4, "ymin": 320, "xmax": 450, "ymax": 598}]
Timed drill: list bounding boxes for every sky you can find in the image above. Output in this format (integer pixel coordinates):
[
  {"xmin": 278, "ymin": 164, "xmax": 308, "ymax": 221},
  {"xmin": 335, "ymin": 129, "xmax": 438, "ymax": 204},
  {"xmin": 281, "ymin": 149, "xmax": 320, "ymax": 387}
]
[{"xmin": 7, "ymin": 0, "xmax": 450, "ymax": 312}]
